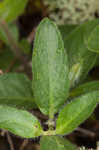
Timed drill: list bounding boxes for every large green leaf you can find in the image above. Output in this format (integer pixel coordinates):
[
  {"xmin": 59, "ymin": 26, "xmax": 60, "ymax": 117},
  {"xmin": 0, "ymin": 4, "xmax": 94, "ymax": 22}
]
[
  {"xmin": 0, "ymin": 73, "xmax": 36, "ymax": 109},
  {"xmin": 56, "ymin": 91, "xmax": 99, "ymax": 135},
  {"xmin": 63, "ymin": 21, "xmax": 98, "ymax": 87},
  {"xmin": 32, "ymin": 18, "xmax": 69, "ymax": 117},
  {"xmin": 0, "ymin": 0, "xmax": 28, "ymax": 22},
  {"xmin": 70, "ymin": 81, "xmax": 99, "ymax": 98},
  {"xmin": 83, "ymin": 19, "xmax": 99, "ymax": 53},
  {"xmin": 40, "ymin": 136, "xmax": 77, "ymax": 150},
  {"xmin": 0, "ymin": 105, "xmax": 42, "ymax": 138},
  {"xmin": 59, "ymin": 24, "xmax": 77, "ymax": 41}
]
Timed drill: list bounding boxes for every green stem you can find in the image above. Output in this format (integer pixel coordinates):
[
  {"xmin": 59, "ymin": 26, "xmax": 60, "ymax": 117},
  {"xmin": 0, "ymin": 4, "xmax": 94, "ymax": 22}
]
[
  {"xmin": 47, "ymin": 118, "xmax": 55, "ymax": 131},
  {"xmin": 42, "ymin": 129, "xmax": 56, "ymax": 136}
]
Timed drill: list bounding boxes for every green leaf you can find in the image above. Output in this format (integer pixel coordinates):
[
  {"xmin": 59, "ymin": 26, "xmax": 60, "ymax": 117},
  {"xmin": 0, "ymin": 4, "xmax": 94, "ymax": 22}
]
[
  {"xmin": 63, "ymin": 22, "xmax": 97, "ymax": 87},
  {"xmin": 59, "ymin": 24, "xmax": 77, "ymax": 41},
  {"xmin": 0, "ymin": 47, "xmax": 20, "ymax": 72},
  {"xmin": 56, "ymin": 91, "xmax": 99, "ymax": 135},
  {"xmin": 0, "ymin": 105, "xmax": 42, "ymax": 138},
  {"xmin": 40, "ymin": 136, "xmax": 77, "ymax": 150},
  {"xmin": 0, "ymin": 48, "xmax": 15, "ymax": 71},
  {"xmin": 19, "ymin": 39, "xmax": 31, "ymax": 54},
  {"xmin": 95, "ymin": 55, "xmax": 99, "ymax": 66},
  {"xmin": 83, "ymin": 19, "xmax": 99, "ymax": 53},
  {"xmin": 32, "ymin": 18, "xmax": 69, "ymax": 117},
  {"xmin": 0, "ymin": 0, "xmax": 28, "ymax": 22},
  {"xmin": 0, "ymin": 23, "xmax": 19, "ymax": 45},
  {"xmin": 87, "ymin": 25, "xmax": 99, "ymax": 53},
  {"xmin": 70, "ymin": 81, "xmax": 99, "ymax": 98},
  {"xmin": 0, "ymin": 73, "xmax": 36, "ymax": 109}
]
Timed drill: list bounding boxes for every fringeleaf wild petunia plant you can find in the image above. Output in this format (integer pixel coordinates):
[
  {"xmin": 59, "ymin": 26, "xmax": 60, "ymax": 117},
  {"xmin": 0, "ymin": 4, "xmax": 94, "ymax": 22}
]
[{"xmin": 1, "ymin": 18, "xmax": 99, "ymax": 149}]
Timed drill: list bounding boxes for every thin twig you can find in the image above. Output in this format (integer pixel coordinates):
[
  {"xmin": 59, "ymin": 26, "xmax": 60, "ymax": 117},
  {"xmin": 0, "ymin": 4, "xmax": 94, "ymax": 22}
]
[
  {"xmin": 20, "ymin": 139, "xmax": 29, "ymax": 150},
  {"xmin": 76, "ymin": 127, "xmax": 95, "ymax": 138},
  {"xmin": 5, "ymin": 58, "xmax": 17, "ymax": 73},
  {"xmin": 6, "ymin": 132, "xmax": 15, "ymax": 150},
  {"xmin": 27, "ymin": 27, "xmax": 36, "ymax": 44},
  {"xmin": 1, "ymin": 130, "xmax": 15, "ymax": 150},
  {"xmin": 1, "ymin": 129, "xmax": 6, "ymax": 136},
  {"xmin": 32, "ymin": 110, "xmax": 48, "ymax": 120},
  {"xmin": 0, "ymin": 69, "xmax": 3, "ymax": 74},
  {"xmin": 97, "ymin": 142, "xmax": 99, "ymax": 150},
  {"xmin": 79, "ymin": 147, "xmax": 93, "ymax": 150},
  {"xmin": 0, "ymin": 20, "xmax": 32, "ymax": 76}
]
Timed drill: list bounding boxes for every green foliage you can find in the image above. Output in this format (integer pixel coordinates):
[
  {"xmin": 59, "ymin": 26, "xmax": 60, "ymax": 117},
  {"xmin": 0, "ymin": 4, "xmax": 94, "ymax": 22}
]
[
  {"xmin": 19, "ymin": 39, "xmax": 31, "ymax": 54},
  {"xmin": 0, "ymin": 0, "xmax": 28, "ymax": 22},
  {"xmin": 58, "ymin": 24, "xmax": 77, "ymax": 40},
  {"xmin": 0, "ymin": 21, "xmax": 31, "ymax": 72},
  {"xmin": 40, "ymin": 136, "xmax": 77, "ymax": 150},
  {"xmin": 83, "ymin": 20, "xmax": 99, "ymax": 53},
  {"xmin": 32, "ymin": 18, "xmax": 69, "ymax": 117},
  {"xmin": 70, "ymin": 81, "xmax": 99, "ymax": 98},
  {"xmin": 0, "ymin": 23, "xmax": 19, "ymax": 44},
  {"xmin": 0, "ymin": 105, "xmax": 42, "ymax": 138},
  {"xmin": 0, "ymin": 73, "xmax": 36, "ymax": 109},
  {"xmin": 56, "ymin": 91, "xmax": 99, "ymax": 135},
  {"xmin": 63, "ymin": 20, "xmax": 99, "ymax": 87},
  {"xmin": 0, "ymin": 47, "xmax": 16, "ymax": 71},
  {"xmin": 0, "ymin": 16, "xmax": 99, "ymax": 150},
  {"xmin": 86, "ymin": 25, "xmax": 99, "ymax": 53}
]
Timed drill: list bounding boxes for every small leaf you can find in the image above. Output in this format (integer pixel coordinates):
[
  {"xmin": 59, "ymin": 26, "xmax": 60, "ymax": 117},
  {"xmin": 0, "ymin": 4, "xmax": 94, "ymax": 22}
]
[
  {"xmin": 56, "ymin": 91, "xmax": 99, "ymax": 135},
  {"xmin": 0, "ymin": 73, "xmax": 36, "ymax": 109},
  {"xmin": 40, "ymin": 136, "xmax": 77, "ymax": 150},
  {"xmin": 0, "ymin": 0, "xmax": 28, "ymax": 22},
  {"xmin": 70, "ymin": 81, "xmax": 99, "ymax": 98},
  {"xmin": 0, "ymin": 105, "xmax": 42, "ymax": 138},
  {"xmin": 63, "ymin": 21, "xmax": 98, "ymax": 87},
  {"xmin": 32, "ymin": 18, "xmax": 69, "ymax": 117}
]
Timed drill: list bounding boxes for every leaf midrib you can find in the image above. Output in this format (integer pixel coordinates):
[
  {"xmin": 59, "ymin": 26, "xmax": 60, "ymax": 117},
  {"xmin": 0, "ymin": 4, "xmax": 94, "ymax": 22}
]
[{"xmin": 47, "ymin": 42, "xmax": 54, "ymax": 119}]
